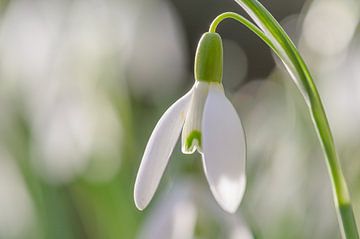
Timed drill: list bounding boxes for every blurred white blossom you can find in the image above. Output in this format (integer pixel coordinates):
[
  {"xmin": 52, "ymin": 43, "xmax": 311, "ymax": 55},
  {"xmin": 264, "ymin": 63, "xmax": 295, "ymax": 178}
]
[
  {"xmin": 0, "ymin": 150, "xmax": 35, "ymax": 239},
  {"xmin": 137, "ymin": 181, "xmax": 197, "ymax": 239},
  {"xmin": 126, "ymin": 0, "xmax": 187, "ymax": 101},
  {"xmin": 0, "ymin": 0, "xmax": 128, "ymax": 184},
  {"xmin": 302, "ymin": 0, "xmax": 359, "ymax": 57},
  {"xmin": 137, "ymin": 180, "xmax": 253, "ymax": 239}
]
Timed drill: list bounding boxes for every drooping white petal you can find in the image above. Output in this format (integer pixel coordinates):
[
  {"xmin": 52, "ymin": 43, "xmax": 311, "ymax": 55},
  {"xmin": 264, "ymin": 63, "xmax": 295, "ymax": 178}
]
[
  {"xmin": 181, "ymin": 81, "xmax": 210, "ymax": 154},
  {"xmin": 134, "ymin": 89, "xmax": 192, "ymax": 210},
  {"xmin": 201, "ymin": 84, "xmax": 246, "ymax": 213}
]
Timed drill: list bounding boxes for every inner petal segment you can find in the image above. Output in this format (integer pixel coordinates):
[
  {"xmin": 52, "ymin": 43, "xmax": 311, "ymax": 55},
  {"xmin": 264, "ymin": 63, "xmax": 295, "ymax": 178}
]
[{"xmin": 181, "ymin": 81, "xmax": 210, "ymax": 154}]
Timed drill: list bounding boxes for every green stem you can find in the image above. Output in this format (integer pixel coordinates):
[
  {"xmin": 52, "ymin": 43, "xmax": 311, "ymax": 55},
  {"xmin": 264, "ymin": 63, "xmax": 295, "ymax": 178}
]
[
  {"xmin": 209, "ymin": 12, "xmax": 279, "ymax": 56},
  {"xmin": 210, "ymin": 3, "xmax": 359, "ymax": 238}
]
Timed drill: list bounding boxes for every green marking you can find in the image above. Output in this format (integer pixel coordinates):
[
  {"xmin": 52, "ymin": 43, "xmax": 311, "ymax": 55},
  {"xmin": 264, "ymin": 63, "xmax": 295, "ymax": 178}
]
[{"xmin": 185, "ymin": 130, "xmax": 202, "ymax": 150}]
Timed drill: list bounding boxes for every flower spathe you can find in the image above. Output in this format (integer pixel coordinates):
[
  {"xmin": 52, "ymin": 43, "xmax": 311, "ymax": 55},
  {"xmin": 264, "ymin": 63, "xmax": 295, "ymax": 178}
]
[{"xmin": 134, "ymin": 32, "xmax": 246, "ymax": 213}]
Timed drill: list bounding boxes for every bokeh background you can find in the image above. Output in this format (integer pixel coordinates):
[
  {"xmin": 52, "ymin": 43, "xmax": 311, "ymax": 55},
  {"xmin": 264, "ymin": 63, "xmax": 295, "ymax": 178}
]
[{"xmin": 0, "ymin": 0, "xmax": 359, "ymax": 238}]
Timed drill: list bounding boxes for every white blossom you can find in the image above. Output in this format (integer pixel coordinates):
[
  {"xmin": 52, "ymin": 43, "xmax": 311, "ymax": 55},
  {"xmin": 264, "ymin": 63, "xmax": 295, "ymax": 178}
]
[{"xmin": 134, "ymin": 80, "xmax": 246, "ymax": 213}]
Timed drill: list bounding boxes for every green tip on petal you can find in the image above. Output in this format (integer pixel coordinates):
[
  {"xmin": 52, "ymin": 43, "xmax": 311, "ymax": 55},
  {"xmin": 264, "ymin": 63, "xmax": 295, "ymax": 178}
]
[
  {"xmin": 194, "ymin": 32, "xmax": 223, "ymax": 83},
  {"xmin": 185, "ymin": 130, "xmax": 202, "ymax": 152}
]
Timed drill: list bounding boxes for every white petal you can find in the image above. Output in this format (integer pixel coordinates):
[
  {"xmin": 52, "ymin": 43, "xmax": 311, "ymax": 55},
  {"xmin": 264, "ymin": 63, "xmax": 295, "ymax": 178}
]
[
  {"xmin": 181, "ymin": 81, "xmax": 210, "ymax": 154},
  {"xmin": 134, "ymin": 89, "xmax": 192, "ymax": 210},
  {"xmin": 201, "ymin": 84, "xmax": 246, "ymax": 213}
]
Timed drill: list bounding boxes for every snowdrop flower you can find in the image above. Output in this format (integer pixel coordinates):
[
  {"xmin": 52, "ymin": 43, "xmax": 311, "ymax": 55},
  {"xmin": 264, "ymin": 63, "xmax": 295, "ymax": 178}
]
[{"xmin": 134, "ymin": 33, "xmax": 246, "ymax": 213}]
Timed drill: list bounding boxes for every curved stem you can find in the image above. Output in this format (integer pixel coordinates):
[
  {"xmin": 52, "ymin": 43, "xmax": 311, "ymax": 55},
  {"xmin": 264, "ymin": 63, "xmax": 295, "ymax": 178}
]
[
  {"xmin": 211, "ymin": 6, "xmax": 359, "ymax": 239},
  {"xmin": 209, "ymin": 12, "xmax": 279, "ymax": 56}
]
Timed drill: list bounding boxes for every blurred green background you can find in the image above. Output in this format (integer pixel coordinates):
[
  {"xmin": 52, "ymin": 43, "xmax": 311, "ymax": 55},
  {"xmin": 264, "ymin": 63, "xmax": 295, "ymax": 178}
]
[{"xmin": 0, "ymin": 0, "xmax": 359, "ymax": 238}]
